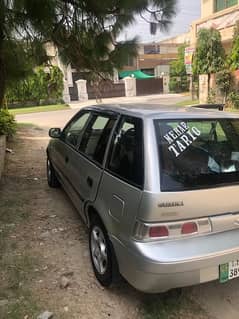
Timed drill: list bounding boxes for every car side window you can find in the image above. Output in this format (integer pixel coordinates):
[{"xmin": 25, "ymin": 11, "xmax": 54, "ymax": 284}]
[
  {"xmin": 107, "ymin": 116, "xmax": 144, "ymax": 188},
  {"xmin": 79, "ymin": 114, "xmax": 116, "ymax": 165},
  {"xmin": 63, "ymin": 112, "xmax": 90, "ymax": 148}
]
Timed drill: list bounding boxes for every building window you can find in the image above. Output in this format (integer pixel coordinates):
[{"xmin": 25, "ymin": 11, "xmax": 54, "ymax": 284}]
[
  {"xmin": 215, "ymin": 0, "xmax": 237, "ymax": 12},
  {"xmin": 144, "ymin": 45, "xmax": 160, "ymax": 54},
  {"xmin": 125, "ymin": 55, "xmax": 135, "ymax": 67}
]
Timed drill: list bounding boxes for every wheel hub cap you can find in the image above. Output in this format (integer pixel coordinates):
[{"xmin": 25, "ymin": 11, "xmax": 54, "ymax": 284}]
[{"xmin": 91, "ymin": 226, "xmax": 108, "ymax": 275}]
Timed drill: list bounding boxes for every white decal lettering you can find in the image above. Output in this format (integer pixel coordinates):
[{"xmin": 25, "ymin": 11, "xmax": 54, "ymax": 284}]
[
  {"xmin": 187, "ymin": 130, "xmax": 197, "ymax": 141},
  {"xmin": 181, "ymin": 134, "xmax": 192, "ymax": 146},
  {"xmin": 174, "ymin": 126, "xmax": 185, "ymax": 136},
  {"xmin": 162, "ymin": 122, "xmax": 201, "ymax": 158},
  {"xmin": 192, "ymin": 127, "xmax": 201, "ymax": 136},
  {"xmin": 168, "ymin": 144, "xmax": 180, "ymax": 157},
  {"xmin": 180, "ymin": 122, "xmax": 188, "ymax": 130},
  {"xmin": 169, "ymin": 131, "xmax": 178, "ymax": 140},
  {"xmin": 176, "ymin": 140, "xmax": 187, "ymax": 152},
  {"xmin": 164, "ymin": 134, "xmax": 174, "ymax": 144}
]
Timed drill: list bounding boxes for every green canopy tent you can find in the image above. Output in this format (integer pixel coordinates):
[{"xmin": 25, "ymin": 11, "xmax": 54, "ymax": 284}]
[{"xmin": 119, "ymin": 70, "xmax": 154, "ymax": 79}]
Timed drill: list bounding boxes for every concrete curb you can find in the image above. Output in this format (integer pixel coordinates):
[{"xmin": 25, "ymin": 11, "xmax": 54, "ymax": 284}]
[{"xmin": 69, "ymin": 94, "xmax": 184, "ymax": 109}]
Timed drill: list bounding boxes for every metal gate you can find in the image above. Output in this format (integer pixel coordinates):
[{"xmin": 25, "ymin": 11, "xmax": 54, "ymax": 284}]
[
  {"xmin": 136, "ymin": 78, "xmax": 163, "ymax": 96},
  {"xmin": 87, "ymin": 80, "xmax": 125, "ymax": 99}
]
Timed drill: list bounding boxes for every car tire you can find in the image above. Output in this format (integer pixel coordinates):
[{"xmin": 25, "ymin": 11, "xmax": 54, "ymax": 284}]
[
  {"xmin": 89, "ymin": 215, "xmax": 119, "ymax": 287},
  {"xmin": 47, "ymin": 157, "xmax": 60, "ymax": 188}
]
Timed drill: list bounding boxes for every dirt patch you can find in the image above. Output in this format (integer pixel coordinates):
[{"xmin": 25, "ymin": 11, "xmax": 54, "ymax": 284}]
[{"xmin": 0, "ymin": 126, "xmax": 211, "ymax": 319}]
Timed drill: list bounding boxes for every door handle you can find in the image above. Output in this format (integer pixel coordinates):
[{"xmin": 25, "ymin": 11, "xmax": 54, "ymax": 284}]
[
  {"xmin": 65, "ymin": 156, "xmax": 69, "ymax": 163},
  {"xmin": 87, "ymin": 176, "xmax": 93, "ymax": 188}
]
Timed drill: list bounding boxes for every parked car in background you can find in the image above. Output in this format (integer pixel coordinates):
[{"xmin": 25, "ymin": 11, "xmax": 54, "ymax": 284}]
[{"xmin": 47, "ymin": 104, "xmax": 239, "ymax": 293}]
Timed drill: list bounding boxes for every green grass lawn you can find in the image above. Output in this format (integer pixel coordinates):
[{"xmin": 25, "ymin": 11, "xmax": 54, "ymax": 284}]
[
  {"xmin": 9, "ymin": 104, "xmax": 69, "ymax": 115},
  {"xmin": 226, "ymin": 107, "xmax": 239, "ymax": 113},
  {"xmin": 176, "ymin": 99, "xmax": 199, "ymax": 107}
]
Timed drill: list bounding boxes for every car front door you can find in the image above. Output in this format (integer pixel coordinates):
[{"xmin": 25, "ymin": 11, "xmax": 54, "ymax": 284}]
[{"xmin": 49, "ymin": 110, "xmax": 91, "ymax": 186}]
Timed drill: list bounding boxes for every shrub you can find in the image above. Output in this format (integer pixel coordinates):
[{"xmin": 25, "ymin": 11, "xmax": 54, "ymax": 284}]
[
  {"xmin": 0, "ymin": 109, "xmax": 16, "ymax": 136},
  {"xmin": 180, "ymin": 75, "xmax": 190, "ymax": 92},
  {"xmin": 207, "ymin": 89, "xmax": 216, "ymax": 104},
  {"xmin": 6, "ymin": 65, "xmax": 64, "ymax": 107},
  {"xmin": 227, "ymin": 92, "xmax": 239, "ymax": 109},
  {"xmin": 169, "ymin": 76, "xmax": 189, "ymax": 93},
  {"xmin": 169, "ymin": 77, "xmax": 179, "ymax": 92},
  {"xmin": 216, "ymin": 70, "xmax": 232, "ymax": 101}
]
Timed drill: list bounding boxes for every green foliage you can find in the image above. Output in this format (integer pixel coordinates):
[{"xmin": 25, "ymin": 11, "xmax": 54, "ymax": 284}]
[
  {"xmin": 227, "ymin": 92, "xmax": 239, "ymax": 109},
  {"xmin": 0, "ymin": 0, "xmax": 177, "ymax": 107},
  {"xmin": 207, "ymin": 88, "xmax": 216, "ymax": 104},
  {"xmin": 51, "ymin": 0, "xmax": 177, "ymax": 84},
  {"xmin": 169, "ymin": 45, "xmax": 190, "ymax": 93},
  {"xmin": 193, "ymin": 28, "xmax": 225, "ymax": 75},
  {"xmin": 6, "ymin": 66, "xmax": 64, "ymax": 106},
  {"xmin": 228, "ymin": 22, "xmax": 239, "ymax": 70},
  {"xmin": 4, "ymin": 40, "xmax": 48, "ymax": 88},
  {"xmin": 169, "ymin": 76, "xmax": 189, "ymax": 93},
  {"xmin": 169, "ymin": 77, "xmax": 177, "ymax": 92},
  {"xmin": 170, "ymin": 44, "xmax": 187, "ymax": 77},
  {"xmin": 0, "ymin": 110, "xmax": 16, "ymax": 136},
  {"xmin": 216, "ymin": 70, "xmax": 232, "ymax": 97}
]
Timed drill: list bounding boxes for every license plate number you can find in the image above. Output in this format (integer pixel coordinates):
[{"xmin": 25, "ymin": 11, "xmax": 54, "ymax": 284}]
[{"xmin": 220, "ymin": 260, "xmax": 239, "ymax": 283}]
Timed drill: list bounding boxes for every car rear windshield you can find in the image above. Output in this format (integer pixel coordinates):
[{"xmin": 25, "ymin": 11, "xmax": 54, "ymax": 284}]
[{"xmin": 154, "ymin": 118, "xmax": 239, "ymax": 191}]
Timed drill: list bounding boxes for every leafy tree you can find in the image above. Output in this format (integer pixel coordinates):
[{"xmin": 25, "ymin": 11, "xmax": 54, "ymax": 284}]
[
  {"xmin": 52, "ymin": 0, "xmax": 177, "ymax": 99},
  {"xmin": 170, "ymin": 44, "xmax": 187, "ymax": 77},
  {"xmin": 216, "ymin": 69, "xmax": 232, "ymax": 102},
  {"xmin": 0, "ymin": 0, "xmax": 177, "ymax": 108},
  {"xmin": 193, "ymin": 28, "xmax": 225, "ymax": 75},
  {"xmin": 169, "ymin": 44, "xmax": 189, "ymax": 93},
  {"xmin": 0, "ymin": 0, "xmax": 55, "ymax": 108},
  {"xmin": 228, "ymin": 21, "xmax": 239, "ymax": 70}
]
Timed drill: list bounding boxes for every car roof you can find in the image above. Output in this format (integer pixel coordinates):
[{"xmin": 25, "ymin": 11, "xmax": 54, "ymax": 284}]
[{"xmin": 84, "ymin": 104, "xmax": 239, "ymax": 120}]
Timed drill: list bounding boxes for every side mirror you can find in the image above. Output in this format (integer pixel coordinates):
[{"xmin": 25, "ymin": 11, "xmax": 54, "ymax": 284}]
[{"xmin": 49, "ymin": 128, "xmax": 62, "ymax": 138}]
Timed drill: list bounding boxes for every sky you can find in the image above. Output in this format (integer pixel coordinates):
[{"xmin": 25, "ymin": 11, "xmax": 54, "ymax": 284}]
[{"xmin": 120, "ymin": 0, "xmax": 201, "ymax": 43}]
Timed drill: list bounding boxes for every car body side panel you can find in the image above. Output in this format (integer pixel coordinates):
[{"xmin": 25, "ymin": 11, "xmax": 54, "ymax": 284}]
[
  {"xmin": 93, "ymin": 171, "xmax": 143, "ymax": 242},
  {"xmin": 48, "ymin": 138, "xmax": 103, "ymax": 220},
  {"xmin": 143, "ymin": 118, "xmax": 160, "ymax": 191},
  {"xmin": 48, "ymin": 139, "xmax": 66, "ymax": 178}
]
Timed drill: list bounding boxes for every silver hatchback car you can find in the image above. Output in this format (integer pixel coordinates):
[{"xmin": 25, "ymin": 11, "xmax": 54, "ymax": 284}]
[{"xmin": 47, "ymin": 104, "xmax": 239, "ymax": 293}]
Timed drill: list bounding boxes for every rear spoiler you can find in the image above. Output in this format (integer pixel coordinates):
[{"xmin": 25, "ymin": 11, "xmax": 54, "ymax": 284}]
[{"xmin": 194, "ymin": 104, "xmax": 224, "ymax": 111}]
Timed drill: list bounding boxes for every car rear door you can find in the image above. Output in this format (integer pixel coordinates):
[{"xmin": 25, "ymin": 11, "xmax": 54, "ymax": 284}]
[
  {"xmin": 95, "ymin": 115, "xmax": 144, "ymax": 239},
  {"xmin": 65, "ymin": 111, "xmax": 118, "ymax": 220}
]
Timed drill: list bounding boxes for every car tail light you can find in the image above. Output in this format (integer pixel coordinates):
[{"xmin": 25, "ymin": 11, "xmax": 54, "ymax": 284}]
[
  {"xmin": 149, "ymin": 226, "xmax": 169, "ymax": 238},
  {"xmin": 133, "ymin": 218, "xmax": 211, "ymax": 241},
  {"xmin": 181, "ymin": 222, "xmax": 198, "ymax": 235}
]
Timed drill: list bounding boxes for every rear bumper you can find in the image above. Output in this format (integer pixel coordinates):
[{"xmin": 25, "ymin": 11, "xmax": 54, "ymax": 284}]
[{"xmin": 110, "ymin": 229, "xmax": 239, "ymax": 293}]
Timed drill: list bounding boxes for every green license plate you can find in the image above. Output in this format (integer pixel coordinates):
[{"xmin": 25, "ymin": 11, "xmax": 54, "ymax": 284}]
[{"xmin": 220, "ymin": 260, "xmax": 239, "ymax": 283}]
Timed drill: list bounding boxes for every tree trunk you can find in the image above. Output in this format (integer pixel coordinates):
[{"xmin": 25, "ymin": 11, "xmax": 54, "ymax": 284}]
[
  {"xmin": 0, "ymin": 47, "xmax": 6, "ymax": 109},
  {"xmin": 0, "ymin": 2, "xmax": 5, "ymax": 109}
]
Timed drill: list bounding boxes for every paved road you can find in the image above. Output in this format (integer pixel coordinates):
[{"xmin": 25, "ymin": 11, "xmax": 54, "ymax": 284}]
[{"xmin": 16, "ymin": 93, "xmax": 189, "ymax": 128}]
